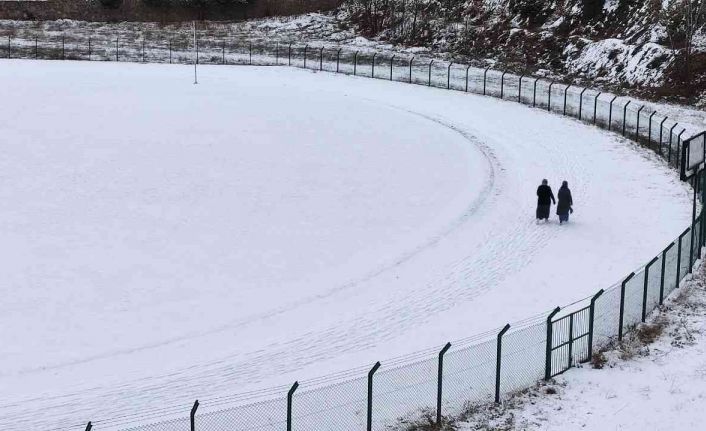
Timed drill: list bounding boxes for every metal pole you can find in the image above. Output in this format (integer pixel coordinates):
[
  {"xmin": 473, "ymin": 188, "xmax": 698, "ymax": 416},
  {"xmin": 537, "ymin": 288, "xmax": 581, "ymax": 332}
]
[
  {"xmin": 336, "ymin": 48, "xmax": 342, "ymax": 73},
  {"xmin": 88, "ymin": 37, "xmax": 91, "ymax": 61},
  {"xmin": 622, "ymin": 101, "xmax": 632, "ymax": 136},
  {"xmin": 495, "ymin": 324, "xmax": 511, "ymax": 403},
  {"xmin": 190, "ymin": 400, "xmax": 199, "ymax": 431},
  {"xmin": 618, "ymin": 272, "xmax": 635, "ymax": 341},
  {"xmin": 677, "ymin": 228, "xmax": 688, "ymax": 288},
  {"xmin": 678, "ymin": 129, "xmax": 687, "ymax": 172},
  {"xmin": 518, "ymin": 74, "xmax": 525, "ymax": 103},
  {"xmin": 62, "ymin": 34, "xmax": 65, "ymax": 60},
  {"xmin": 587, "ymin": 289, "xmax": 604, "ymax": 361},
  {"xmin": 548, "ymin": 81, "xmax": 556, "ymax": 112},
  {"xmin": 593, "ymin": 92, "xmax": 602, "ymax": 124},
  {"xmin": 436, "ymin": 342, "xmax": 452, "ymax": 426},
  {"xmin": 287, "ymin": 382, "xmax": 299, "ymax": 431},
  {"xmin": 691, "ymin": 172, "xmax": 698, "ymax": 273},
  {"xmin": 642, "ymin": 256, "xmax": 659, "ymax": 322},
  {"xmin": 658, "ymin": 117, "xmax": 667, "ymax": 155},
  {"xmin": 169, "ymin": 39, "xmax": 172, "ymax": 64},
  {"xmin": 483, "ymin": 66, "xmax": 491, "ymax": 95},
  {"xmin": 116, "ymin": 36, "xmax": 119, "ymax": 62},
  {"xmin": 303, "ymin": 44, "xmax": 308, "ymax": 69},
  {"xmin": 372, "ymin": 52, "xmax": 377, "ymax": 77},
  {"xmin": 563, "ymin": 84, "xmax": 570, "ymax": 115},
  {"xmin": 648, "ymin": 111, "xmax": 657, "ymax": 148},
  {"xmin": 544, "ymin": 307, "xmax": 561, "ymax": 380},
  {"xmin": 390, "ymin": 55, "xmax": 395, "ymax": 81},
  {"xmin": 319, "ymin": 47, "xmax": 324, "ymax": 71},
  {"xmin": 275, "ymin": 42, "xmax": 279, "ymax": 65},
  {"xmin": 409, "ymin": 56, "xmax": 414, "ymax": 83},
  {"xmin": 567, "ymin": 313, "xmax": 574, "ymax": 369},
  {"xmin": 222, "ymin": 39, "xmax": 226, "ymax": 64},
  {"xmin": 465, "ymin": 65, "xmax": 472, "ymax": 92},
  {"xmin": 142, "ymin": 39, "xmax": 145, "ymax": 63},
  {"xmin": 35, "ymin": 36, "xmax": 38, "ymax": 59},
  {"xmin": 608, "ymin": 95, "xmax": 618, "ymax": 131},
  {"xmin": 428, "ymin": 59, "xmax": 434, "ymax": 86},
  {"xmin": 354, "ymin": 51, "xmax": 358, "ymax": 75},
  {"xmin": 447, "ymin": 62, "xmax": 453, "ymax": 89},
  {"xmin": 367, "ymin": 362, "xmax": 381, "ymax": 431},
  {"xmin": 532, "ymin": 78, "xmax": 539, "ymax": 107},
  {"xmin": 85, "ymin": 422, "xmax": 92, "ymax": 431},
  {"xmin": 288, "ymin": 43, "xmax": 292, "ymax": 66},
  {"xmin": 579, "ymin": 87, "xmax": 588, "ymax": 120},
  {"xmin": 660, "ymin": 242, "xmax": 674, "ymax": 304},
  {"xmin": 669, "ymin": 123, "xmax": 679, "ymax": 164},
  {"xmin": 500, "ymin": 70, "xmax": 508, "ymax": 99},
  {"xmin": 248, "ymin": 41, "xmax": 251, "ymax": 65},
  {"xmin": 635, "ymin": 105, "xmax": 645, "ymax": 140}
]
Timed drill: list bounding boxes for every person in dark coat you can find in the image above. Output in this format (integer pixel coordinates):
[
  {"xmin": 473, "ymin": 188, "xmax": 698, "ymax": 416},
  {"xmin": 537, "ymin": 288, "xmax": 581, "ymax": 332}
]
[
  {"xmin": 536, "ymin": 179, "xmax": 555, "ymax": 222},
  {"xmin": 556, "ymin": 181, "xmax": 573, "ymax": 224}
]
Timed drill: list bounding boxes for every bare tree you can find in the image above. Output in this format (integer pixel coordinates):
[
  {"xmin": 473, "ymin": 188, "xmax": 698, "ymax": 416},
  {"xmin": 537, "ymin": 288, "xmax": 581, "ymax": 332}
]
[{"xmin": 664, "ymin": 0, "xmax": 706, "ymax": 88}]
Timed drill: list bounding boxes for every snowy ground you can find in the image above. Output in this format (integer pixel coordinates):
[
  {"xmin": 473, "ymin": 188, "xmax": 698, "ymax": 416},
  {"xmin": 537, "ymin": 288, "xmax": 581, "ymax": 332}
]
[
  {"xmin": 0, "ymin": 60, "xmax": 694, "ymax": 430},
  {"xmin": 457, "ymin": 263, "xmax": 706, "ymax": 431}
]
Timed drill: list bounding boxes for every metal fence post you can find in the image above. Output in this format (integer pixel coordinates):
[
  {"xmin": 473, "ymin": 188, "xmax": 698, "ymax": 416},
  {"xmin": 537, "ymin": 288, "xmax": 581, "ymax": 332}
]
[
  {"xmin": 660, "ymin": 242, "xmax": 674, "ymax": 304},
  {"xmin": 303, "ymin": 44, "xmax": 308, "ymax": 69},
  {"xmin": 222, "ymin": 39, "xmax": 226, "ymax": 64},
  {"xmin": 447, "ymin": 62, "xmax": 453, "ymax": 89},
  {"xmin": 518, "ymin": 75, "xmax": 525, "ymax": 103},
  {"xmin": 677, "ymin": 129, "xmax": 686, "ymax": 170},
  {"xmin": 642, "ymin": 256, "xmax": 659, "ymax": 322},
  {"xmin": 563, "ymin": 84, "xmax": 570, "ymax": 115},
  {"xmin": 62, "ymin": 34, "xmax": 65, "ymax": 60},
  {"xmin": 465, "ymin": 64, "xmax": 471, "ymax": 92},
  {"xmin": 622, "ymin": 100, "xmax": 632, "ymax": 136},
  {"xmin": 608, "ymin": 95, "xmax": 618, "ymax": 131},
  {"xmin": 169, "ymin": 39, "xmax": 172, "ymax": 64},
  {"xmin": 648, "ymin": 111, "xmax": 657, "ymax": 148},
  {"xmin": 691, "ymin": 173, "xmax": 698, "ymax": 273},
  {"xmin": 409, "ymin": 56, "xmax": 414, "ymax": 83},
  {"xmin": 593, "ymin": 92, "xmax": 602, "ymax": 124},
  {"xmin": 483, "ymin": 66, "xmax": 491, "ymax": 95},
  {"xmin": 495, "ymin": 324, "xmax": 511, "ymax": 403},
  {"xmin": 7, "ymin": 35, "xmax": 10, "ymax": 59},
  {"xmin": 287, "ymin": 382, "xmax": 299, "ymax": 431},
  {"xmin": 547, "ymin": 81, "xmax": 555, "ymax": 112},
  {"xmin": 668, "ymin": 123, "xmax": 678, "ymax": 164},
  {"xmin": 635, "ymin": 105, "xmax": 645, "ymax": 140},
  {"xmin": 248, "ymin": 41, "xmax": 251, "ymax": 65},
  {"xmin": 319, "ymin": 47, "xmax": 324, "ymax": 71},
  {"xmin": 274, "ymin": 42, "xmax": 278, "ymax": 65},
  {"xmin": 544, "ymin": 307, "xmax": 561, "ymax": 380},
  {"xmin": 532, "ymin": 78, "xmax": 539, "ymax": 107},
  {"xmin": 390, "ymin": 55, "xmax": 395, "ymax": 80},
  {"xmin": 190, "ymin": 400, "xmax": 199, "ymax": 431},
  {"xmin": 116, "ymin": 36, "xmax": 119, "ymax": 62},
  {"xmin": 142, "ymin": 39, "xmax": 145, "ymax": 62},
  {"xmin": 618, "ymin": 272, "xmax": 635, "ymax": 341},
  {"xmin": 677, "ymin": 228, "xmax": 688, "ymax": 288},
  {"xmin": 500, "ymin": 70, "xmax": 508, "ymax": 99},
  {"xmin": 436, "ymin": 342, "xmax": 452, "ymax": 426},
  {"xmin": 372, "ymin": 52, "xmax": 377, "ymax": 77},
  {"xmin": 336, "ymin": 48, "xmax": 342, "ymax": 73},
  {"xmin": 658, "ymin": 117, "xmax": 667, "ymax": 155},
  {"xmin": 578, "ymin": 87, "xmax": 588, "ymax": 120},
  {"xmin": 35, "ymin": 36, "xmax": 38, "ymax": 59},
  {"xmin": 354, "ymin": 51, "xmax": 358, "ymax": 75},
  {"xmin": 587, "ymin": 289, "xmax": 604, "ymax": 361},
  {"xmin": 428, "ymin": 59, "xmax": 433, "ymax": 86},
  {"xmin": 288, "ymin": 43, "xmax": 292, "ymax": 66},
  {"xmin": 85, "ymin": 422, "xmax": 92, "ymax": 431},
  {"xmin": 367, "ymin": 362, "xmax": 381, "ymax": 431}
]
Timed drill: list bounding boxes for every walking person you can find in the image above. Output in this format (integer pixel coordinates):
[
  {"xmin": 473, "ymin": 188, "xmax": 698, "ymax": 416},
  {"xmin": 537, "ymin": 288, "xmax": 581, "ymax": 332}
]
[
  {"xmin": 557, "ymin": 181, "xmax": 574, "ymax": 224},
  {"xmin": 536, "ymin": 179, "xmax": 555, "ymax": 222}
]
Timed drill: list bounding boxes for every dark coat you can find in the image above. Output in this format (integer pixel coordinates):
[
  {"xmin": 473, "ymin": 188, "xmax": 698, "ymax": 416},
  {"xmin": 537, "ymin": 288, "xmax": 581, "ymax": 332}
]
[
  {"xmin": 537, "ymin": 185, "xmax": 556, "ymax": 205},
  {"xmin": 557, "ymin": 186, "xmax": 573, "ymax": 216}
]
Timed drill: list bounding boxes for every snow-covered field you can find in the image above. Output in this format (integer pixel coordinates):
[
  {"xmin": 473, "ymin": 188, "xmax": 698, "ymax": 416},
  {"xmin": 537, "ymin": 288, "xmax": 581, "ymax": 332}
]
[{"xmin": 0, "ymin": 60, "xmax": 694, "ymax": 430}]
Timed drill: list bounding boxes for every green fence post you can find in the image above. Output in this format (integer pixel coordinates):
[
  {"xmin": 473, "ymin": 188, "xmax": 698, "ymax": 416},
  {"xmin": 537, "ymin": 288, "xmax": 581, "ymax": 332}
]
[
  {"xmin": 642, "ymin": 256, "xmax": 659, "ymax": 322},
  {"xmin": 436, "ymin": 342, "xmax": 452, "ymax": 427},
  {"xmin": 677, "ymin": 228, "xmax": 688, "ymax": 288},
  {"xmin": 367, "ymin": 362, "xmax": 381, "ymax": 431},
  {"xmin": 660, "ymin": 242, "xmax": 675, "ymax": 304},
  {"xmin": 544, "ymin": 307, "xmax": 561, "ymax": 380},
  {"xmin": 622, "ymin": 101, "xmax": 631, "ymax": 136},
  {"xmin": 587, "ymin": 289, "xmax": 604, "ymax": 361},
  {"xmin": 85, "ymin": 422, "xmax": 92, "ymax": 431},
  {"xmin": 495, "ymin": 324, "xmax": 511, "ymax": 403},
  {"xmin": 618, "ymin": 272, "xmax": 635, "ymax": 341},
  {"xmin": 190, "ymin": 400, "xmax": 199, "ymax": 431},
  {"xmin": 287, "ymin": 382, "xmax": 299, "ymax": 431},
  {"xmin": 691, "ymin": 173, "xmax": 698, "ymax": 273}
]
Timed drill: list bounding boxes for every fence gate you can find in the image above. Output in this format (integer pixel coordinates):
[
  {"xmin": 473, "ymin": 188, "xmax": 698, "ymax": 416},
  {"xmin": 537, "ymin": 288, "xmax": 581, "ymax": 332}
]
[{"xmin": 548, "ymin": 306, "xmax": 591, "ymax": 378}]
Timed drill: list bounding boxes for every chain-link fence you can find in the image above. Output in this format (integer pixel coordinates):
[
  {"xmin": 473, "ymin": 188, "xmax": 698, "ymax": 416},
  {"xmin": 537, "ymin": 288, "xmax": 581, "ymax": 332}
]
[{"xmin": 3, "ymin": 33, "xmax": 705, "ymax": 431}]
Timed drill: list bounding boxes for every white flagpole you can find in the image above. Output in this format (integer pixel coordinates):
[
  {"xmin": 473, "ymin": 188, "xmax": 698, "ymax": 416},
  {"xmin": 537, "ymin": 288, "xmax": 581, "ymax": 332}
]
[{"xmin": 193, "ymin": 20, "xmax": 198, "ymax": 85}]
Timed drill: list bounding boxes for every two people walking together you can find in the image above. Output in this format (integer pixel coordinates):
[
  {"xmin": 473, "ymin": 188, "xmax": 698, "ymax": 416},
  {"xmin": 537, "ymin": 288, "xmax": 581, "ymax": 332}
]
[{"xmin": 536, "ymin": 179, "xmax": 573, "ymax": 224}]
